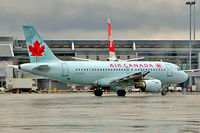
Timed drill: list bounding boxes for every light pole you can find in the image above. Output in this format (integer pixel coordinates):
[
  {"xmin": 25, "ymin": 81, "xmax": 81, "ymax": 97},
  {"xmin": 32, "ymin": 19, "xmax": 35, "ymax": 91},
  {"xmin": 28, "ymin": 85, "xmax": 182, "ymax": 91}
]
[
  {"xmin": 185, "ymin": 1, "xmax": 195, "ymax": 87},
  {"xmin": 193, "ymin": 0, "xmax": 196, "ymax": 40}
]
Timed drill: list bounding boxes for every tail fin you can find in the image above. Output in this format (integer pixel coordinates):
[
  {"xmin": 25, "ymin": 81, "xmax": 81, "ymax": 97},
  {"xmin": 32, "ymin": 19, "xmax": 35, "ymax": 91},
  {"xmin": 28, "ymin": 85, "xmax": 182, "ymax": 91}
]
[
  {"xmin": 23, "ymin": 26, "xmax": 59, "ymax": 63},
  {"xmin": 107, "ymin": 18, "xmax": 116, "ymax": 60}
]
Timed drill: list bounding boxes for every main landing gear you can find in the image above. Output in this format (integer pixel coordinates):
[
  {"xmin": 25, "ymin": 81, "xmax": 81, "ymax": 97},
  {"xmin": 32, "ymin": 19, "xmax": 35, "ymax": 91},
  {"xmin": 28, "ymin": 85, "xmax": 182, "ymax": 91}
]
[
  {"xmin": 94, "ymin": 89, "xmax": 126, "ymax": 96},
  {"xmin": 94, "ymin": 89, "xmax": 103, "ymax": 96},
  {"xmin": 117, "ymin": 89, "xmax": 126, "ymax": 96}
]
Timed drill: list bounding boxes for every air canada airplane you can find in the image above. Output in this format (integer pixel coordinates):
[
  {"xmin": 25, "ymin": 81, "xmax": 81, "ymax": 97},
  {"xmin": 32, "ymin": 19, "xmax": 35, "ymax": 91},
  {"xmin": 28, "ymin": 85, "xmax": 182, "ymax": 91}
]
[{"xmin": 17, "ymin": 26, "xmax": 188, "ymax": 96}]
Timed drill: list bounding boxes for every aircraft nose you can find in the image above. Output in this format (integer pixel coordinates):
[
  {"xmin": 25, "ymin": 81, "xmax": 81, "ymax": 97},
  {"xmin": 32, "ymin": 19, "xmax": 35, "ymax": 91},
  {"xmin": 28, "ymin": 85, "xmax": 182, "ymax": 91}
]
[{"xmin": 181, "ymin": 71, "xmax": 188, "ymax": 83}]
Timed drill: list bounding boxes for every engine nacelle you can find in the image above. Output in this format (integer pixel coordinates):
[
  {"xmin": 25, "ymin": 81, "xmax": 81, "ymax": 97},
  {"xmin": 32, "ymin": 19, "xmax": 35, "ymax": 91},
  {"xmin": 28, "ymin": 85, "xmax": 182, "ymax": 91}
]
[{"xmin": 135, "ymin": 79, "xmax": 162, "ymax": 93}]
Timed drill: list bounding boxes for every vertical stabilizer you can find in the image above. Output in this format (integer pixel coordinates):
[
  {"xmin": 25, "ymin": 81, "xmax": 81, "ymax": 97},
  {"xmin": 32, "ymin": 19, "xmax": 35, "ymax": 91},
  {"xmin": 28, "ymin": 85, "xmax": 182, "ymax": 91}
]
[
  {"xmin": 23, "ymin": 26, "xmax": 59, "ymax": 63},
  {"xmin": 107, "ymin": 18, "xmax": 116, "ymax": 60}
]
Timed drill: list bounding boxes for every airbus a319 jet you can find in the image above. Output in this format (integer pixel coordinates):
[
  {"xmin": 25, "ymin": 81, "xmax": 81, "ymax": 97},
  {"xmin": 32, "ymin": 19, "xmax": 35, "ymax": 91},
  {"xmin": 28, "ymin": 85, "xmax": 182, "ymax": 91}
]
[{"xmin": 16, "ymin": 26, "xmax": 188, "ymax": 96}]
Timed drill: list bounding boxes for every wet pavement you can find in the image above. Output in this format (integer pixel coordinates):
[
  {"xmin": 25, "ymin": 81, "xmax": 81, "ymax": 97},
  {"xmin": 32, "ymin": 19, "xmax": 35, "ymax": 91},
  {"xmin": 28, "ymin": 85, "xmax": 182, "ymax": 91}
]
[{"xmin": 0, "ymin": 93, "xmax": 200, "ymax": 133}]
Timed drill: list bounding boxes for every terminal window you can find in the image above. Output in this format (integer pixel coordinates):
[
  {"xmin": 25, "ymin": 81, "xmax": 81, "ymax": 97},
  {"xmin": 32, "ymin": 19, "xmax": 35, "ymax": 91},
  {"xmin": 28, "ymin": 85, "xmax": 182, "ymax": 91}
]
[{"xmin": 96, "ymin": 56, "xmax": 99, "ymax": 60}]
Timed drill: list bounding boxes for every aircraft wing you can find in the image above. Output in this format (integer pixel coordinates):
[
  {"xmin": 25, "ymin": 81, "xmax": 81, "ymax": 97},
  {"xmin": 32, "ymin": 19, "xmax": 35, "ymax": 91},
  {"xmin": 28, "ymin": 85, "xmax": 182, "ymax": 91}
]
[
  {"xmin": 125, "ymin": 57, "xmax": 144, "ymax": 61},
  {"xmin": 184, "ymin": 69, "xmax": 200, "ymax": 72},
  {"xmin": 72, "ymin": 57, "xmax": 97, "ymax": 61},
  {"xmin": 111, "ymin": 71, "xmax": 150, "ymax": 83}
]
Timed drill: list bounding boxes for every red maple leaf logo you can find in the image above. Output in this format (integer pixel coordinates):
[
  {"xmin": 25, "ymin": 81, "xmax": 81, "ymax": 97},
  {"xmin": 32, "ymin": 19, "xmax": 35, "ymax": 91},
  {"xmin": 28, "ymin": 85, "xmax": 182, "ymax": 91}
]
[
  {"xmin": 155, "ymin": 63, "xmax": 162, "ymax": 68},
  {"xmin": 28, "ymin": 41, "xmax": 45, "ymax": 56}
]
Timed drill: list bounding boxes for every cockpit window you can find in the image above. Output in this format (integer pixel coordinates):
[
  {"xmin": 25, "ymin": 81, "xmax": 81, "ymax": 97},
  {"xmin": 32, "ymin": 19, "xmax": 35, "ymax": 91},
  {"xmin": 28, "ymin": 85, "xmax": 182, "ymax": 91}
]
[{"xmin": 177, "ymin": 67, "xmax": 181, "ymax": 71}]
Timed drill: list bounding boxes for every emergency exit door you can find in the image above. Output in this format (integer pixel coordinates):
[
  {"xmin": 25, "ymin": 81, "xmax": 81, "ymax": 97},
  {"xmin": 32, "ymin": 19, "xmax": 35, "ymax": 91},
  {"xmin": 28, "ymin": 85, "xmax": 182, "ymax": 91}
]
[{"xmin": 62, "ymin": 63, "xmax": 69, "ymax": 77}]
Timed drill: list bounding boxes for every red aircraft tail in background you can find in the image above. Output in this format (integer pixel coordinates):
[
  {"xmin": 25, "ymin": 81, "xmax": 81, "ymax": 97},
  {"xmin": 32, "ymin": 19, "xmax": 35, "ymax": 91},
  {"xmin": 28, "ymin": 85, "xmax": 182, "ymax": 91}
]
[{"xmin": 107, "ymin": 18, "xmax": 117, "ymax": 61}]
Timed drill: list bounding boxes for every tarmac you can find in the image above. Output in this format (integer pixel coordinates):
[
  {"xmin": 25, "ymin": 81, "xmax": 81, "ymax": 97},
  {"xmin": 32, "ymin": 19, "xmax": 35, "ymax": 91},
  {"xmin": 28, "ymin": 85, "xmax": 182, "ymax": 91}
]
[{"xmin": 0, "ymin": 92, "xmax": 200, "ymax": 133}]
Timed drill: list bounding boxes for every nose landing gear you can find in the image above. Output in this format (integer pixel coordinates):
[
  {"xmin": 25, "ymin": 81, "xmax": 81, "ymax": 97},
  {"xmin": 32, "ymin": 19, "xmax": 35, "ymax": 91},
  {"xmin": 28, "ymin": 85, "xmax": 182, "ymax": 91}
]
[{"xmin": 161, "ymin": 88, "xmax": 167, "ymax": 96}]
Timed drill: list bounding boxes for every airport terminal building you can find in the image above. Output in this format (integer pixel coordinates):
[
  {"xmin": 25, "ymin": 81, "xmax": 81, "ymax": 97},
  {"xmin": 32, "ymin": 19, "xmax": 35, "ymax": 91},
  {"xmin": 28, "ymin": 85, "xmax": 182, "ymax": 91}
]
[{"xmin": 1, "ymin": 37, "xmax": 200, "ymax": 90}]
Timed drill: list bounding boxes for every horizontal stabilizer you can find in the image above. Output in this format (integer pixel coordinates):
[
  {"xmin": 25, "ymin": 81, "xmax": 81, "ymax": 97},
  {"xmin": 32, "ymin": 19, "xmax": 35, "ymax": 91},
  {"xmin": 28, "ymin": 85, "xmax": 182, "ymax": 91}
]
[{"xmin": 3, "ymin": 61, "xmax": 18, "ymax": 69}]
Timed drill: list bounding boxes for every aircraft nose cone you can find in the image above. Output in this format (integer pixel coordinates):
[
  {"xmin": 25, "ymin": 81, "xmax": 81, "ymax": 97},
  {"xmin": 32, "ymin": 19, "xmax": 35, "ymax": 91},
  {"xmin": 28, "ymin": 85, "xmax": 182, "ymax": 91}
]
[{"xmin": 181, "ymin": 71, "xmax": 188, "ymax": 83}]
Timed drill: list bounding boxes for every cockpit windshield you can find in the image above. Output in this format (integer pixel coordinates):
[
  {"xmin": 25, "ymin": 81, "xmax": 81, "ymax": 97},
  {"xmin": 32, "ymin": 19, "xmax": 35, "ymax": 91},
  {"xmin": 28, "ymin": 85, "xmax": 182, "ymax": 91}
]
[{"xmin": 177, "ymin": 67, "xmax": 181, "ymax": 71}]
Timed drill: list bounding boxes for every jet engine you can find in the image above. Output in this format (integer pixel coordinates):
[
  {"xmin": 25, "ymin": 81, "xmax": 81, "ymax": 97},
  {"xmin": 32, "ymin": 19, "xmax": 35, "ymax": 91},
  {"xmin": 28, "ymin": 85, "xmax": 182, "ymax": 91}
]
[{"xmin": 135, "ymin": 79, "xmax": 162, "ymax": 93}]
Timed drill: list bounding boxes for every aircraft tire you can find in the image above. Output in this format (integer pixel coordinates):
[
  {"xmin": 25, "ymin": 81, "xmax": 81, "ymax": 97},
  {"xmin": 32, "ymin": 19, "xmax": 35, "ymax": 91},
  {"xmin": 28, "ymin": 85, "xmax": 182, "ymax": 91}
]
[
  {"xmin": 94, "ymin": 89, "xmax": 103, "ymax": 96},
  {"xmin": 117, "ymin": 89, "xmax": 126, "ymax": 96}
]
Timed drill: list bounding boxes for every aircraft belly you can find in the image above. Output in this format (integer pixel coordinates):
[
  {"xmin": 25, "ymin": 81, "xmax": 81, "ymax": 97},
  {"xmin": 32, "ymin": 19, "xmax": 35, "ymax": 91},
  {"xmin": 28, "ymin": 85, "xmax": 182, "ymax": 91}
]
[
  {"xmin": 69, "ymin": 72, "xmax": 102, "ymax": 85},
  {"xmin": 69, "ymin": 71, "xmax": 126, "ymax": 85}
]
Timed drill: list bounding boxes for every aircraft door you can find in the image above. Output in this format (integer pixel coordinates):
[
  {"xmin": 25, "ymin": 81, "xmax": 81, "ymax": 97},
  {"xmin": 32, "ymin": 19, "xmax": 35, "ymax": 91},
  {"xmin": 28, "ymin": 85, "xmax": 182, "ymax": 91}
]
[
  {"xmin": 166, "ymin": 64, "xmax": 173, "ymax": 76},
  {"xmin": 62, "ymin": 63, "xmax": 69, "ymax": 77}
]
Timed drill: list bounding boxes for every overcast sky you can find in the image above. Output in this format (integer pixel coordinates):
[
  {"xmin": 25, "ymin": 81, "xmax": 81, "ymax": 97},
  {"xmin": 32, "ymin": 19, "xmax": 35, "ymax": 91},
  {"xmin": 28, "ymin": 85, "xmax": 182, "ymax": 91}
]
[{"xmin": 0, "ymin": 0, "xmax": 199, "ymax": 40}]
